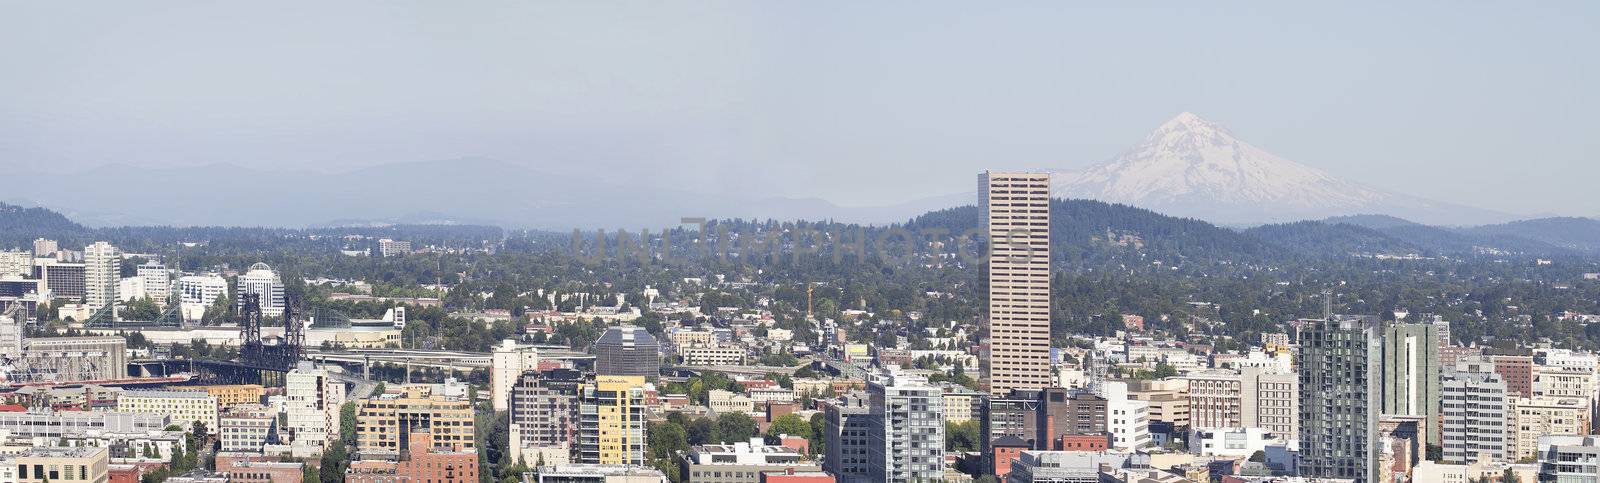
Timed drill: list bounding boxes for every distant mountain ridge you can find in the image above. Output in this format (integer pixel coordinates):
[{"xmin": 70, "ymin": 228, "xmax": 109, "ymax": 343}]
[
  {"xmin": 1053, "ymin": 113, "xmax": 1512, "ymax": 225},
  {"xmin": 8, "ymin": 199, "xmax": 1599, "ymax": 261},
  {"xmin": 5, "ymin": 158, "xmax": 954, "ymax": 230}
]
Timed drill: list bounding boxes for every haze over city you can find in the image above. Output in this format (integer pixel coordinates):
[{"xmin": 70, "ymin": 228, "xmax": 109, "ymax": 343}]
[
  {"xmin": 9, "ymin": 4, "xmax": 1600, "ymax": 483},
  {"xmin": 4, "ymin": 1, "xmax": 1598, "ymax": 225}
]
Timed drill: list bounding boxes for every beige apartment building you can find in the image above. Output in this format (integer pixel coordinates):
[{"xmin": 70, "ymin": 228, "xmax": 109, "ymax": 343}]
[
  {"xmin": 981, "ymin": 171, "xmax": 1052, "ymax": 396},
  {"xmin": 9, "ymin": 446, "xmax": 109, "ymax": 483},
  {"xmin": 1185, "ymin": 368, "xmax": 1299, "ymax": 439},
  {"xmin": 117, "ymin": 390, "xmax": 219, "ymax": 430},
  {"xmin": 355, "ymin": 385, "xmax": 475, "ymax": 459},
  {"xmin": 173, "ymin": 384, "xmax": 265, "ymax": 407},
  {"xmin": 1510, "ymin": 396, "xmax": 1590, "ymax": 460},
  {"xmin": 1125, "ymin": 378, "xmax": 1191, "ymax": 429}
]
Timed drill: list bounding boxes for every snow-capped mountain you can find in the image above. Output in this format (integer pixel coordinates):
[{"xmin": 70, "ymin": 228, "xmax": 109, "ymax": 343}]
[{"xmin": 1053, "ymin": 112, "xmax": 1507, "ymax": 225}]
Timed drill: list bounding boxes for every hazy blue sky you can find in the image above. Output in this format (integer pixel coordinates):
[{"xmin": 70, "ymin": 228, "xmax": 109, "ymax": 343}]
[{"xmin": 3, "ymin": 2, "xmax": 1595, "ymax": 215}]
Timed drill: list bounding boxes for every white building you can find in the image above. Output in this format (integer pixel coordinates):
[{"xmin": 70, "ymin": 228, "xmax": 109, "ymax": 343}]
[
  {"xmin": 116, "ymin": 276, "xmax": 145, "ymax": 303},
  {"xmin": 219, "ymin": 404, "xmax": 277, "ymax": 452},
  {"xmin": 236, "ymin": 263, "xmax": 285, "ymax": 317},
  {"xmin": 83, "ymin": 242, "xmax": 119, "ymax": 311},
  {"xmin": 1100, "ymin": 380, "xmax": 1151, "ymax": 452},
  {"xmin": 1442, "ymin": 364, "xmax": 1510, "ymax": 464},
  {"xmin": 679, "ymin": 346, "xmax": 746, "ymax": 366},
  {"xmin": 178, "ymin": 274, "xmax": 229, "ymax": 321},
  {"xmin": 1007, "ymin": 450, "xmax": 1131, "ymax": 483},
  {"xmin": 284, "ymin": 363, "xmax": 346, "ymax": 456},
  {"xmin": 1189, "ymin": 427, "xmax": 1283, "ymax": 457},
  {"xmin": 377, "ymin": 239, "xmax": 412, "ymax": 257},
  {"xmin": 137, "ymin": 262, "xmax": 171, "ymax": 305},
  {"xmin": 491, "ymin": 339, "xmax": 540, "ymax": 412}
]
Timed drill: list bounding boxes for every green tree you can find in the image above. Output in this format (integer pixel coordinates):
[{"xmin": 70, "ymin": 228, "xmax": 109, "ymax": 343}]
[
  {"xmin": 340, "ymin": 402, "xmax": 358, "ymax": 445},
  {"xmin": 945, "ymin": 420, "xmax": 981, "ymax": 453},
  {"xmin": 319, "ymin": 443, "xmax": 348, "ymax": 483},
  {"xmin": 123, "ymin": 297, "xmax": 162, "ymax": 321},
  {"xmin": 809, "ymin": 413, "xmax": 826, "ymax": 456},
  {"xmin": 1249, "ymin": 450, "xmax": 1266, "ymax": 462},
  {"xmin": 715, "ymin": 413, "xmax": 758, "ymax": 443},
  {"xmin": 764, "ymin": 414, "xmax": 812, "ymax": 443},
  {"xmin": 647, "ymin": 420, "xmax": 689, "ymax": 483},
  {"xmin": 686, "ymin": 417, "xmax": 718, "ymax": 445},
  {"xmin": 301, "ymin": 461, "xmax": 321, "ymax": 483}
]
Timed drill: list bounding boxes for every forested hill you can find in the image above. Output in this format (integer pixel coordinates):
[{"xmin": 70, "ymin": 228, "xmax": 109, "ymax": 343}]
[
  {"xmin": 0, "ymin": 202, "xmax": 504, "ymax": 252},
  {"xmin": 4, "ymin": 199, "xmax": 1597, "ymax": 264},
  {"xmin": 0, "ymin": 203, "xmax": 86, "ymax": 248},
  {"xmin": 905, "ymin": 199, "xmax": 1600, "ymax": 264},
  {"xmin": 908, "ymin": 200, "xmax": 1278, "ymax": 265}
]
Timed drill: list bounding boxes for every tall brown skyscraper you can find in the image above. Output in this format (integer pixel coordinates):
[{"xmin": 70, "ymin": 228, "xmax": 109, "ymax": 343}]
[{"xmin": 980, "ymin": 171, "xmax": 1052, "ymax": 396}]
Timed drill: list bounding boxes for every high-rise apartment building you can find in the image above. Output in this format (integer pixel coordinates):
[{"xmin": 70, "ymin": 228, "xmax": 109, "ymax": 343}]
[
  {"xmin": 822, "ymin": 393, "xmax": 873, "ymax": 483},
  {"xmin": 1298, "ymin": 316, "xmax": 1382, "ymax": 483},
  {"xmin": 1440, "ymin": 358, "xmax": 1508, "ymax": 464},
  {"xmin": 492, "ymin": 339, "xmax": 540, "ymax": 411},
  {"xmin": 980, "ymin": 171, "xmax": 1052, "ymax": 397},
  {"xmin": 1381, "ymin": 322, "xmax": 1441, "ymax": 446},
  {"xmin": 866, "ymin": 372, "xmax": 945, "ymax": 483},
  {"xmin": 82, "ymin": 242, "xmax": 119, "ymax": 311},
  {"xmin": 509, "ymin": 372, "xmax": 579, "ymax": 466},
  {"xmin": 286, "ymin": 363, "xmax": 347, "ymax": 455},
  {"xmin": 32, "ymin": 238, "xmax": 58, "ymax": 258},
  {"xmin": 135, "ymin": 262, "xmax": 171, "ymax": 305},
  {"xmin": 577, "ymin": 375, "xmax": 648, "ymax": 466}
]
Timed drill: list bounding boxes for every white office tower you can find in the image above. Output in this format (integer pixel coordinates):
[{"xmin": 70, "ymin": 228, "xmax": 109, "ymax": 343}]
[
  {"xmin": 1100, "ymin": 380, "xmax": 1152, "ymax": 452},
  {"xmin": 980, "ymin": 171, "xmax": 1053, "ymax": 397},
  {"xmin": 492, "ymin": 339, "xmax": 540, "ymax": 411},
  {"xmin": 116, "ymin": 277, "xmax": 145, "ymax": 303},
  {"xmin": 285, "ymin": 362, "xmax": 346, "ymax": 457},
  {"xmin": 178, "ymin": 274, "xmax": 229, "ymax": 321},
  {"xmin": 83, "ymin": 242, "xmax": 120, "ymax": 311},
  {"xmin": 136, "ymin": 263, "xmax": 171, "ymax": 305},
  {"xmin": 32, "ymin": 238, "xmax": 58, "ymax": 258},
  {"xmin": 236, "ymin": 263, "xmax": 286, "ymax": 317},
  {"xmin": 867, "ymin": 371, "xmax": 945, "ymax": 483}
]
